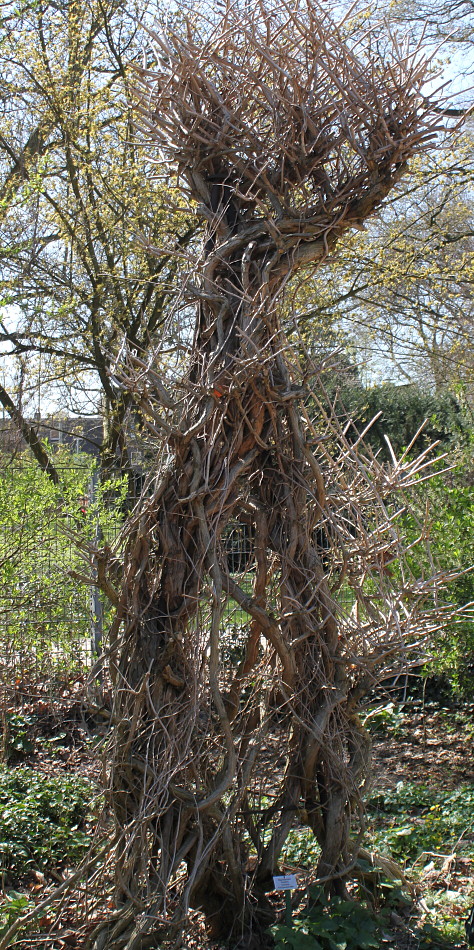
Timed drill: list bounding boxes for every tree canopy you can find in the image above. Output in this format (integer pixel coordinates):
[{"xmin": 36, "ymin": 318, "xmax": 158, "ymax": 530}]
[{"xmin": 0, "ymin": 0, "xmax": 193, "ymax": 480}]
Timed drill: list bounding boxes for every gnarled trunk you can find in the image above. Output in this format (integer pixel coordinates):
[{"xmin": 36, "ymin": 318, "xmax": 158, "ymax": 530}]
[{"xmin": 91, "ymin": 3, "xmax": 449, "ymax": 948}]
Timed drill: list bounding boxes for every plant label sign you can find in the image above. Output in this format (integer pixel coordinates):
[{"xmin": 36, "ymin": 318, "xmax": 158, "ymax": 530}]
[{"xmin": 273, "ymin": 874, "xmax": 297, "ymax": 891}]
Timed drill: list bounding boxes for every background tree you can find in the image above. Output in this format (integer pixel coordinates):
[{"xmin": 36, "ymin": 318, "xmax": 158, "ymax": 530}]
[
  {"xmin": 290, "ymin": 141, "xmax": 474, "ymax": 400},
  {"xmin": 0, "ymin": 0, "xmax": 192, "ymax": 487}
]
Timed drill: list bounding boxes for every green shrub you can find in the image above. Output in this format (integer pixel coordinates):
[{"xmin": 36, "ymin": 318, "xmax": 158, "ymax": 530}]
[
  {"xmin": 0, "ymin": 891, "xmax": 34, "ymax": 942},
  {"xmin": 394, "ymin": 444, "xmax": 474, "ymax": 696},
  {"xmin": 270, "ymin": 887, "xmax": 381, "ymax": 950},
  {"xmin": 0, "ymin": 448, "xmax": 126, "ymax": 677},
  {"xmin": 367, "ymin": 781, "xmax": 474, "ymax": 861},
  {"xmin": 282, "ymin": 826, "xmax": 320, "ymax": 868},
  {"xmin": 0, "ymin": 766, "xmax": 94, "ymax": 881},
  {"xmin": 361, "ymin": 703, "xmax": 406, "ymax": 736},
  {"xmin": 1, "ymin": 713, "xmax": 36, "ymax": 761}
]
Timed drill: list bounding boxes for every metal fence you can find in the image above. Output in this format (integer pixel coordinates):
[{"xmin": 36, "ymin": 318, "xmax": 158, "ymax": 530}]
[
  {"xmin": 0, "ymin": 456, "xmax": 122, "ymax": 683},
  {"xmin": 0, "ymin": 455, "xmax": 355, "ymax": 689}
]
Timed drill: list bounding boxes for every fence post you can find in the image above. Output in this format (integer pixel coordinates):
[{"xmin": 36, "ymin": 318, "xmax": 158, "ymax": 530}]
[{"xmin": 89, "ymin": 469, "xmax": 103, "ymax": 674}]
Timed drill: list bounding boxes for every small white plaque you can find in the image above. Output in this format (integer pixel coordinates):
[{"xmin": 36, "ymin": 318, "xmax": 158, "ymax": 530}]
[{"xmin": 272, "ymin": 874, "xmax": 297, "ymax": 890}]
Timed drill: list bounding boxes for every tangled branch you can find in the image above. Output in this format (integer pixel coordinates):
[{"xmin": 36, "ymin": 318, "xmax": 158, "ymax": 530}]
[{"xmin": 90, "ymin": 4, "xmax": 456, "ymax": 948}]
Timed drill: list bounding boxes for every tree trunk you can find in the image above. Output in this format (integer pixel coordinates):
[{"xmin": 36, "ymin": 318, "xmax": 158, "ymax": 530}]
[{"xmin": 91, "ymin": 4, "xmax": 449, "ymax": 947}]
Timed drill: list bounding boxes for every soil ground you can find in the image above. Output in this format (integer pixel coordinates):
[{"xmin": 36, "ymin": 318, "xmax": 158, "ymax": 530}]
[
  {"xmin": 1, "ymin": 683, "xmax": 473, "ymax": 950},
  {"xmin": 368, "ymin": 700, "xmax": 474, "ymax": 950},
  {"xmin": 372, "ymin": 703, "xmax": 474, "ymax": 791}
]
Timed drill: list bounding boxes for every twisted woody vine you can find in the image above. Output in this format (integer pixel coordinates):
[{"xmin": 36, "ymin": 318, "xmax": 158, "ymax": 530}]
[{"xmin": 88, "ymin": 3, "xmax": 459, "ymax": 948}]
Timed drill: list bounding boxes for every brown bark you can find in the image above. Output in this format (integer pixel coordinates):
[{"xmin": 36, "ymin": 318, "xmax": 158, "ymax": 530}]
[{"xmin": 91, "ymin": 4, "xmax": 453, "ymax": 948}]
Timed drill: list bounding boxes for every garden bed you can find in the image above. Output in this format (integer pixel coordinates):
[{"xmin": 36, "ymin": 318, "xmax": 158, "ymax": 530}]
[{"xmin": 1, "ymin": 685, "xmax": 473, "ymax": 949}]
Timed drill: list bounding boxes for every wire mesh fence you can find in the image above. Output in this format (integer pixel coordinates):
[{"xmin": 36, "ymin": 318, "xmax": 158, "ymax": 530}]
[
  {"xmin": 0, "ymin": 454, "xmax": 123, "ymax": 685},
  {"xmin": 0, "ymin": 452, "xmax": 356, "ymax": 691}
]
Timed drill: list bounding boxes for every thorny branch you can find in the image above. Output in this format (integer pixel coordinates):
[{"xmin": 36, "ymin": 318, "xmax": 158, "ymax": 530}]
[{"xmin": 82, "ymin": 3, "xmax": 462, "ymax": 948}]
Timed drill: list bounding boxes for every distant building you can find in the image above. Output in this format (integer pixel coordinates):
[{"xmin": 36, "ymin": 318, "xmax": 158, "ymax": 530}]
[
  {"xmin": 0, "ymin": 414, "xmax": 104, "ymax": 457},
  {"xmin": 0, "ymin": 413, "xmax": 150, "ymax": 485}
]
